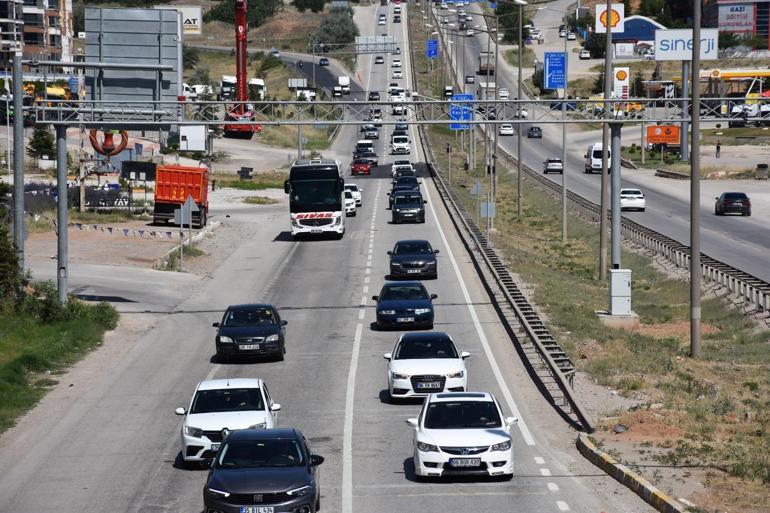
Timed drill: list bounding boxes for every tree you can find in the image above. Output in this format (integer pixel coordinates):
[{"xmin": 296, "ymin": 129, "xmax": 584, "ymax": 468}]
[
  {"xmin": 494, "ymin": 3, "xmax": 529, "ymax": 45},
  {"xmin": 205, "ymin": 0, "xmax": 282, "ymax": 28},
  {"xmin": 310, "ymin": 8, "xmax": 359, "ymax": 48},
  {"xmin": 183, "ymin": 45, "xmax": 199, "ymax": 70},
  {"xmin": 28, "ymin": 124, "xmax": 55, "ymax": 159},
  {"xmin": 592, "ymin": 64, "xmax": 605, "ymax": 95},
  {"xmin": 632, "ymin": 70, "xmax": 644, "ymax": 97},
  {"xmin": 0, "ymin": 182, "xmax": 22, "ymax": 303},
  {"xmin": 623, "ymin": 0, "xmax": 632, "ymax": 14},
  {"xmin": 293, "ymin": 0, "xmax": 325, "ymax": 13},
  {"xmin": 583, "ymin": 33, "xmax": 606, "ymax": 59},
  {"xmin": 190, "ymin": 65, "xmax": 212, "ymax": 87}
]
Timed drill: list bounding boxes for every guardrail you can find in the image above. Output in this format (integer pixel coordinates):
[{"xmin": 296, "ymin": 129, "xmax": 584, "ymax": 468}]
[{"xmin": 409, "ymin": 14, "xmax": 596, "ymax": 433}]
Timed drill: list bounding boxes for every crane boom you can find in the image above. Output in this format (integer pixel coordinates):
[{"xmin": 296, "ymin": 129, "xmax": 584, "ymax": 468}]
[{"xmin": 223, "ymin": 0, "xmax": 261, "ymax": 138}]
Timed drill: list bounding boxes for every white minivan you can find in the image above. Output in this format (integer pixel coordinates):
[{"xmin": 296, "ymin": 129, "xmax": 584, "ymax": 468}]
[{"xmin": 584, "ymin": 142, "xmax": 610, "ymax": 173}]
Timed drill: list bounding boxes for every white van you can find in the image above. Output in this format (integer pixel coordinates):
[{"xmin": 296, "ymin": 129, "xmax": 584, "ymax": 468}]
[
  {"xmin": 391, "ymin": 135, "xmax": 410, "ymax": 154},
  {"xmin": 584, "ymin": 142, "xmax": 610, "ymax": 174},
  {"xmin": 356, "ymin": 140, "xmax": 375, "ymax": 153}
]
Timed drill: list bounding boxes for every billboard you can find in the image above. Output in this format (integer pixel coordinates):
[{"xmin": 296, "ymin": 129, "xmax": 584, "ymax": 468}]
[
  {"xmin": 647, "ymin": 125, "xmax": 680, "ymax": 145},
  {"xmin": 595, "ymin": 3, "xmax": 624, "ymax": 34},
  {"xmin": 718, "ymin": 4, "xmax": 754, "ymax": 33},
  {"xmin": 155, "ymin": 6, "xmax": 202, "ymax": 35},
  {"xmin": 613, "ymin": 67, "xmax": 629, "ymax": 100},
  {"xmin": 654, "ymin": 29, "xmax": 719, "ymax": 61}
]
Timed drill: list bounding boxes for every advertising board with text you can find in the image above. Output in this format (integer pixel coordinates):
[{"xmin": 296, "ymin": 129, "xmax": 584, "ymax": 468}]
[
  {"xmin": 719, "ymin": 4, "xmax": 754, "ymax": 33},
  {"xmin": 155, "ymin": 5, "xmax": 202, "ymax": 35},
  {"xmin": 647, "ymin": 125, "xmax": 680, "ymax": 145},
  {"xmin": 654, "ymin": 29, "xmax": 719, "ymax": 61}
]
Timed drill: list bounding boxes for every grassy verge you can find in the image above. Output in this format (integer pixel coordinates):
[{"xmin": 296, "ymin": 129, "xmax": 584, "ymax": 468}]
[
  {"xmin": 0, "ymin": 283, "xmax": 118, "ymax": 432},
  {"xmin": 621, "ymin": 145, "xmax": 755, "ymax": 177},
  {"xmin": 411, "ymin": 10, "xmax": 770, "ymax": 505},
  {"xmin": 504, "ymin": 46, "xmax": 536, "ymax": 69},
  {"xmin": 702, "ymin": 127, "xmax": 770, "ymax": 146},
  {"xmin": 211, "ymin": 170, "xmax": 287, "ymax": 191},
  {"xmin": 156, "ymin": 243, "xmax": 204, "ymax": 272},
  {"xmin": 243, "ymin": 196, "xmax": 279, "ymax": 205},
  {"xmin": 258, "ymin": 126, "xmax": 334, "ymax": 151}
]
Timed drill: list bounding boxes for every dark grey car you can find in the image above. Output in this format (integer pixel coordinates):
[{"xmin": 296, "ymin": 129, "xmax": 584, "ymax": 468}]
[
  {"xmin": 388, "ymin": 239, "xmax": 438, "ymax": 279},
  {"xmin": 203, "ymin": 428, "xmax": 324, "ymax": 513},
  {"xmin": 391, "ymin": 191, "xmax": 426, "ymax": 224},
  {"xmin": 213, "ymin": 304, "xmax": 287, "ymax": 362}
]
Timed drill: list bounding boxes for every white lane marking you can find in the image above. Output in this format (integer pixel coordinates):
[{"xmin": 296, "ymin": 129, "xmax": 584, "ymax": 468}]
[
  {"xmin": 361, "ymin": 296, "xmax": 367, "ymax": 306},
  {"xmin": 424, "ymin": 185, "xmax": 536, "ymax": 446},
  {"xmin": 342, "ymin": 321, "xmax": 364, "ymax": 513},
  {"xmin": 547, "ymin": 482, "xmax": 559, "ymax": 492},
  {"xmin": 363, "ymin": 285, "xmax": 369, "ymax": 294},
  {"xmin": 365, "ymin": 268, "xmax": 371, "ymax": 274},
  {"xmin": 365, "ymin": 276, "xmax": 370, "ymax": 284},
  {"xmin": 534, "ymin": 456, "xmax": 545, "ymax": 465},
  {"xmin": 358, "ymin": 309, "xmax": 365, "ymax": 320},
  {"xmin": 204, "ymin": 364, "xmax": 220, "ymax": 381},
  {"xmin": 539, "ymin": 468, "xmax": 552, "ymax": 476},
  {"xmin": 556, "ymin": 501, "xmax": 570, "ymax": 511}
]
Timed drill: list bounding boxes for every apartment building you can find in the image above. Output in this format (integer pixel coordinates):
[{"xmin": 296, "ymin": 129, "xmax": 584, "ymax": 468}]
[
  {"xmin": 0, "ymin": 0, "xmax": 24, "ymax": 67},
  {"xmin": 0, "ymin": 0, "xmax": 72, "ymax": 67}
]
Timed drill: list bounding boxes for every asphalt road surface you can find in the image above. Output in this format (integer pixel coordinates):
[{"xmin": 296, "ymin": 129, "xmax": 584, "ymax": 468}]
[
  {"xmin": 449, "ymin": 2, "xmax": 770, "ymax": 282},
  {"xmin": 0, "ymin": 4, "xmax": 653, "ymax": 513}
]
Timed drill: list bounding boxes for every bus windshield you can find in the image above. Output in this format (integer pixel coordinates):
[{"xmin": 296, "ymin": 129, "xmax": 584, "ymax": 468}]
[{"xmin": 289, "ymin": 179, "xmax": 341, "ymax": 213}]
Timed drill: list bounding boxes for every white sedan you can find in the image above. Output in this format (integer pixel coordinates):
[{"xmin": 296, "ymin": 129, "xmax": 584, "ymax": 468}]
[
  {"xmin": 385, "ymin": 332, "xmax": 469, "ymax": 400},
  {"xmin": 345, "ymin": 183, "xmax": 362, "ymax": 206},
  {"xmin": 392, "ymin": 69, "xmax": 403, "ymax": 79},
  {"xmin": 567, "ymin": 32, "xmax": 577, "ymax": 40},
  {"xmin": 620, "ymin": 188, "xmax": 646, "ymax": 211},
  {"xmin": 498, "ymin": 123, "xmax": 514, "ymax": 136},
  {"xmin": 176, "ymin": 378, "xmax": 280, "ymax": 464},
  {"xmin": 344, "ymin": 190, "xmax": 357, "ymax": 216},
  {"xmin": 407, "ymin": 391, "xmax": 517, "ymax": 479}
]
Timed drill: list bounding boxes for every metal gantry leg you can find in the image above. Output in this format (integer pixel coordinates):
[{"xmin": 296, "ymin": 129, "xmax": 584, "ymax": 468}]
[{"xmin": 610, "ymin": 122, "xmax": 622, "ymax": 269}]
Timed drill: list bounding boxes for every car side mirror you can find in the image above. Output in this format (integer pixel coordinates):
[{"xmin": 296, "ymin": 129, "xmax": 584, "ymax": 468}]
[
  {"xmin": 505, "ymin": 416, "xmax": 518, "ymax": 426},
  {"xmin": 372, "ymin": 295, "xmax": 379, "ymax": 301},
  {"xmin": 270, "ymin": 403, "xmax": 282, "ymax": 412},
  {"xmin": 387, "ymin": 251, "xmax": 392, "ymax": 256},
  {"xmin": 715, "ymin": 197, "xmax": 719, "ymax": 200},
  {"xmin": 430, "ymin": 294, "xmax": 438, "ymax": 299},
  {"xmin": 310, "ymin": 454, "xmax": 325, "ymax": 467},
  {"xmin": 386, "ymin": 192, "xmax": 391, "ymax": 196},
  {"xmin": 433, "ymin": 249, "xmax": 439, "ymax": 254},
  {"xmin": 212, "ymin": 322, "xmax": 220, "ymax": 328},
  {"xmin": 175, "ymin": 407, "xmax": 186, "ymax": 415},
  {"xmin": 281, "ymin": 320, "xmax": 288, "ymax": 326},
  {"xmin": 460, "ymin": 351, "xmax": 471, "ymax": 359},
  {"xmin": 284, "ymin": 180, "xmax": 290, "ymax": 194},
  {"xmin": 406, "ymin": 418, "xmax": 418, "ymax": 428},
  {"xmin": 383, "ymin": 352, "xmax": 392, "ymax": 360},
  {"xmin": 583, "ymin": 154, "xmax": 588, "ymax": 158}
]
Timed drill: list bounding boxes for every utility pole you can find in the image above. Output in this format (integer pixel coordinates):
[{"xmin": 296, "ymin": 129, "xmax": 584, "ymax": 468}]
[
  {"xmin": 560, "ymin": 13, "xmax": 568, "ymax": 242},
  {"xmin": 516, "ymin": 2, "xmax": 523, "ymax": 218},
  {"xmin": 690, "ymin": 2, "xmax": 702, "ymax": 358},
  {"xmin": 491, "ymin": 16, "xmax": 499, "ymax": 232},
  {"xmin": 12, "ymin": 49, "xmax": 24, "ymax": 271},
  {"xmin": 681, "ymin": 60, "xmax": 690, "ymax": 161},
  {"xmin": 599, "ymin": 0, "xmax": 612, "ymax": 281},
  {"xmin": 56, "ymin": 126, "xmax": 68, "ymax": 304}
]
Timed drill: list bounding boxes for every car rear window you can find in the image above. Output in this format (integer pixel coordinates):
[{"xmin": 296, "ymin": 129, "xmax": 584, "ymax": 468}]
[{"xmin": 724, "ymin": 192, "xmax": 748, "ymax": 199}]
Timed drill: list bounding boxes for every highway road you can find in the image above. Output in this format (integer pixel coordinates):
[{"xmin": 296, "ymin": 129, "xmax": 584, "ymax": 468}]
[
  {"xmin": 443, "ymin": 2, "xmax": 770, "ymax": 282},
  {"xmin": 0, "ymin": 4, "xmax": 652, "ymax": 513}
]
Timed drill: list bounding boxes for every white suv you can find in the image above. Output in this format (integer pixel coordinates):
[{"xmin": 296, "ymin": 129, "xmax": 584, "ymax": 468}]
[
  {"xmin": 345, "ymin": 183, "xmax": 362, "ymax": 206},
  {"xmin": 391, "ymin": 135, "xmax": 410, "ymax": 154},
  {"xmin": 392, "ymin": 58, "xmax": 402, "ymax": 68},
  {"xmin": 176, "ymin": 378, "xmax": 280, "ymax": 464},
  {"xmin": 407, "ymin": 391, "xmax": 517, "ymax": 479},
  {"xmin": 384, "ymin": 332, "xmax": 469, "ymax": 400}
]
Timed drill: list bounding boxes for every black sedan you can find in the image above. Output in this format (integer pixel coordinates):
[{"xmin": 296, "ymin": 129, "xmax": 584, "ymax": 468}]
[
  {"xmin": 389, "ymin": 239, "xmax": 439, "ymax": 279},
  {"xmin": 368, "ymin": 91, "xmax": 381, "ymax": 101},
  {"xmin": 527, "ymin": 126, "xmax": 542, "ymax": 138},
  {"xmin": 715, "ymin": 192, "xmax": 751, "ymax": 216},
  {"xmin": 373, "ymin": 281, "xmax": 437, "ymax": 330},
  {"xmin": 213, "ymin": 304, "xmax": 287, "ymax": 362},
  {"xmin": 203, "ymin": 428, "xmax": 324, "ymax": 513},
  {"xmin": 391, "ymin": 191, "xmax": 426, "ymax": 224},
  {"xmin": 319, "ymin": 57, "xmax": 329, "ymax": 66}
]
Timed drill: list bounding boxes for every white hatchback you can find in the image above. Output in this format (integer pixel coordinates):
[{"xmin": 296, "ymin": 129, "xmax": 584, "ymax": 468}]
[
  {"xmin": 176, "ymin": 378, "xmax": 280, "ymax": 464},
  {"xmin": 498, "ymin": 123, "xmax": 514, "ymax": 136},
  {"xmin": 345, "ymin": 183, "xmax": 362, "ymax": 206},
  {"xmin": 384, "ymin": 332, "xmax": 469, "ymax": 400},
  {"xmin": 407, "ymin": 391, "xmax": 517, "ymax": 479},
  {"xmin": 392, "ymin": 58, "xmax": 402, "ymax": 68}
]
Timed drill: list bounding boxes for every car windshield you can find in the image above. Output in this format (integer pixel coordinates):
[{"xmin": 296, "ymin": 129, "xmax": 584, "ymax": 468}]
[
  {"xmin": 223, "ymin": 307, "xmax": 276, "ymax": 327},
  {"xmin": 345, "ymin": 185, "xmax": 358, "ymax": 192},
  {"xmin": 290, "ymin": 180, "xmax": 341, "ymax": 212},
  {"xmin": 424, "ymin": 400, "xmax": 502, "ymax": 429},
  {"xmin": 395, "ymin": 337, "xmax": 458, "ymax": 359},
  {"xmin": 394, "ymin": 195, "xmax": 422, "ymax": 206},
  {"xmin": 191, "ymin": 388, "xmax": 265, "ymax": 414},
  {"xmin": 217, "ymin": 438, "xmax": 304, "ymax": 468},
  {"xmin": 381, "ymin": 284, "xmax": 429, "ymax": 301},
  {"xmin": 394, "ymin": 241, "xmax": 432, "ymax": 254}
]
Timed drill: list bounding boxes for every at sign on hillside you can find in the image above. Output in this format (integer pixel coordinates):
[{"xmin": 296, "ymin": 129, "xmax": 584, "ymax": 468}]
[{"xmin": 595, "ymin": 3, "xmax": 624, "ymax": 34}]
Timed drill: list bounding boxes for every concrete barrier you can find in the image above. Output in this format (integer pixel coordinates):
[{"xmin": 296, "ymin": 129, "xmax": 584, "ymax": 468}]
[
  {"xmin": 577, "ymin": 434, "xmax": 688, "ymax": 513},
  {"xmin": 655, "ymin": 168, "xmax": 689, "ymax": 180}
]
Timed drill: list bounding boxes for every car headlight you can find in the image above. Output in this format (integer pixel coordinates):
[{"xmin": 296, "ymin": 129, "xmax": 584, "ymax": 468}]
[
  {"xmin": 218, "ymin": 335, "xmax": 234, "ymax": 344},
  {"xmin": 206, "ymin": 487, "xmax": 230, "ymax": 498},
  {"xmin": 391, "ymin": 371, "xmax": 410, "ymax": 380},
  {"xmin": 491, "ymin": 440, "xmax": 511, "ymax": 451},
  {"xmin": 249, "ymin": 422, "xmax": 267, "ymax": 429},
  {"xmin": 286, "ymin": 485, "xmax": 312, "ymax": 497},
  {"xmin": 266, "ymin": 334, "xmax": 279, "ymax": 342},
  {"xmin": 379, "ymin": 309, "xmax": 395, "ymax": 315},
  {"xmin": 446, "ymin": 370, "xmax": 464, "ymax": 379},
  {"xmin": 184, "ymin": 425, "xmax": 203, "ymax": 438},
  {"xmin": 414, "ymin": 308, "xmax": 432, "ymax": 315},
  {"xmin": 390, "ymin": 262, "xmax": 402, "ymax": 268},
  {"xmin": 417, "ymin": 442, "xmax": 438, "ymax": 452}
]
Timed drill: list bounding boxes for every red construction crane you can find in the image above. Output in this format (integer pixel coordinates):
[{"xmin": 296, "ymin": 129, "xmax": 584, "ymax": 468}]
[{"xmin": 223, "ymin": 0, "xmax": 262, "ymax": 138}]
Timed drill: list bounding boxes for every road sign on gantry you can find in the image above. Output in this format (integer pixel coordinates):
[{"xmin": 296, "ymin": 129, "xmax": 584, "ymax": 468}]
[
  {"xmin": 544, "ymin": 52, "xmax": 566, "ymax": 90},
  {"xmin": 449, "ymin": 93, "xmax": 474, "ymax": 130}
]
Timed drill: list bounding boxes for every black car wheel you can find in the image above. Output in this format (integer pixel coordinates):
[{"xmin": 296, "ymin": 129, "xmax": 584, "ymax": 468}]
[{"xmin": 217, "ymin": 351, "xmax": 230, "ymax": 364}]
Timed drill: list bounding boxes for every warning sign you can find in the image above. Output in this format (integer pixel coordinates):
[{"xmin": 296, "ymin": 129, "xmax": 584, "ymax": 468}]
[{"xmin": 647, "ymin": 125, "xmax": 680, "ymax": 144}]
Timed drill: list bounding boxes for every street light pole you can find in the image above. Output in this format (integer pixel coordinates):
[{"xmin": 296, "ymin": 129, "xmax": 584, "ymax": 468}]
[
  {"xmin": 599, "ymin": 0, "xmax": 612, "ymax": 281},
  {"xmin": 517, "ymin": 2, "xmax": 524, "ymax": 218},
  {"xmin": 690, "ymin": 0, "xmax": 702, "ymax": 358},
  {"xmin": 560, "ymin": 13, "xmax": 568, "ymax": 242}
]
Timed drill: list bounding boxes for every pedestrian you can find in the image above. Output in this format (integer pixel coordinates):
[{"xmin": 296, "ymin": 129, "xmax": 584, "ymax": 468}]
[{"xmin": 716, "ymin": 140, "xmax": 721, "ymax": 159}]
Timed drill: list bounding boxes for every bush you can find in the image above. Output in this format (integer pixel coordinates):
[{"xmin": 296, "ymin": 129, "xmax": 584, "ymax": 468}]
[
  {"xmin": 310, "ymin": 8, "xmax": 359, "ymax": 48},
  {"xmin": 293, "ymin": 0, "xmax": 325, "ymax": 12},
  {"xmin": 27, "ymin": 124, "xmax": 55, "ymax": 159},
  {"xmin": 204, "ymin": 0, "xmax": 282, "ymax": 28}
]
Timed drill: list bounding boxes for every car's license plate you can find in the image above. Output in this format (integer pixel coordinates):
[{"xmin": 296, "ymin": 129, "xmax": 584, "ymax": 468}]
[
  {"xmin": 311, "ymin": 229, "xmax": 322, "ymax": 233},
  {"xmin": 416, "ymin": 382, "xmax": 441, "ymax": 389},
  {"xmin": 240, "ymin": 508, "xmax": 274, "ymax": 513},
  {"xmin": 397, "ymin": 317, "xmax": 414, "ymax": 323},
  {"xmin": 240, "ymin": 344, "xmax": 260, "ymax": 350},
  {"xmin": 210, "ymin": 443, "xmax": 220, "ymax": 451},
  {"xmin": 407, "ymin": 269, "xmax": 421, "ymax": 273},
  {"xmin": 449, "ymin": 458, "xmax": 481, "ymax": 467}
]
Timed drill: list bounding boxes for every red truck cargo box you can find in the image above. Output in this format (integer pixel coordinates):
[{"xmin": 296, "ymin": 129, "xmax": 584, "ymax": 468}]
[{"xmin": 155, "ymin": 165, "xmax": 209, "ymax": 206}]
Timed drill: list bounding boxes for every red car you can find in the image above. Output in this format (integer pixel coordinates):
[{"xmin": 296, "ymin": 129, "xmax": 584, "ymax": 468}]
[{"xmin": 351, "ymin": 159, "xmax": 372, "ymax": 176}]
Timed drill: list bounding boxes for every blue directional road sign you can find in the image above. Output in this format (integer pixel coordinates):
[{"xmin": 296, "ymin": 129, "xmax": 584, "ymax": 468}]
[
  {"xmin": 450, "ymin": 93, "xmax": 474, "ymax": 130},
  {"xmin": 544, "ymin": 52, "xmax": 566, "ymax": 90},
  {"xmin": 426, "ymin": 39, "xmax": 438, "ymax": 59}
]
